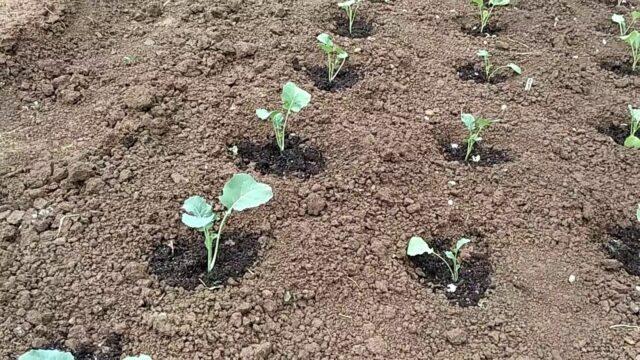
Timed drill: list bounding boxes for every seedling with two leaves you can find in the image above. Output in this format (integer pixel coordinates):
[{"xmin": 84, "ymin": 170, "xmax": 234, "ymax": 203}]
[
  {"xmin": 181, "ymin": 173, "xmax": 272, "ymax": 273},
  {"xmin": 317, "ymin": 33, "xmax": 349, "ymax": 83},
  {"xmin": 19, "ymin": 350, "xmax": 151, "ymax": 360},
  {"xmin": 612, "ymin": 11, "xmax": 640, "ymax": 36},
  {"xmin": 620, "ymin": 30, "xmax": 640, "ymax": 71},
  {"xmin": 624, "ymin": 105, "xmax": 640, "ymax": 148},
  {"xmin": 338, "ymin": 0, "xmax": 363, "ymax": 35},
  {"xmin": 256, "ymin": 82, "xmax": 311, "ymax": 152},
  {"xmin": 477, "ymin": 49, "xmax": 521, "ymax": 81},
  {"xmin": 471, "ymin": 0, "xmax": 510, "ymax": 34},
  {"xmin": 462, "ymin": 113, "xmax": 496, "ymax": 162},
  {"xmin": 407, "ymin": 237, "xmax": 471, "ymax": 282}
]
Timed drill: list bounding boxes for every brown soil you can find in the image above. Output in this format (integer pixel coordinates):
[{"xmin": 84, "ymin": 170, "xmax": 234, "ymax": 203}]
[
  {"xmin": 604, "ymin": 226, "xmax": 640, "ymax": 276},
  {"xmin": 3, "ymin": 0, "xmax": 640, "ymax": 359}
]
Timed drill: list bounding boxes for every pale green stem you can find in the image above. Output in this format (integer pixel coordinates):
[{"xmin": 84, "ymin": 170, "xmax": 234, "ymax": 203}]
[
  {"xmin": 209, "ymin": 209, "xmax": 232, "ymax": 272},
  {"xmin": 330, "ymin": 57, "xmax": 346, "ymax": 83}
]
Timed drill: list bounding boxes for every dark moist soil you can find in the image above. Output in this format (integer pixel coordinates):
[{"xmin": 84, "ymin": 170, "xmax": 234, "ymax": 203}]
[
  {"xmin": 597, "ymin": 122, "xmax": 630, "ymax": 146},
  {"xmin": 600, "ymin": 59, "xmax": 639, "ymax": 77},
  {"xmin": 459, "ymin": 19, "xmax": 503, "ymax": 37},
  {"xmin": 235, "ymin": 135, "xmax": 325, "ymax": 177},
  {"xmin": 440, "ymin": 140, "xmax": 512, "ymax": 166},
  {"xmin": 34, "ymin": 334, "xmax": 123, "ymax": 360},
  {"xmin": 456, "ymin": 63, "xmax": 507, "ymax": 84},
  {"xmin": 149, "ymin": 232, "xmax": 261, "ymax": 290},
  {"xmin": 408, "ymin": 237, "xmax": 493, "ymax": 307},
  {"xmin": 306, "ymin": 65, "xmax": 361, "ymax": 91},
  {"xmin": 335, "ymin": 15, "xmax": 375, "ymax": 38},
  {"xmin": 604, "ymin": 226, "xmax": 640, "ymax": 276}
]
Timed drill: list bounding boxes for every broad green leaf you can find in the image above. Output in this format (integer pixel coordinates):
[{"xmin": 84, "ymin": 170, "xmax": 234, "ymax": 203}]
[
  {"xmin": 256, "ymin": 109, "xmax": 272, "ymax": 120},
  {"xmin": 407, "ymin": 236, "xmax": 433, "ymax": 256},
  {"xmin": 181, "ymin": 196, "xmax": 216, "ymax": 229},
  {"xmin": 272, "ymin": 112, "xmax": 284, "ymax": 127},
  {"xmin": 612, "ymin": 14, "xmax": 625, "ymax": 25},
  {"xmin": 632, "ymin": 11, "xmax": 640, "ymax": 22},
  {"xmin": 621, "ymin": 31, "xmax": 640, "ymax": 45},
  {"xmin": 219, "ymin": 173, "xmax": 273, "ymax": 212},
  {"xmin": 317, "ymin": 33, "xmax": 333, "ymax": 46},
  {"xmin": 281, "ymin": 82, "xmax": 311, "ymax": 113},
  {"xmin": 490, "ymin": 0, "xmax": 510, "ymax": 6},
  {"xmin": 477, "ymin": 49, "xmax": 490, "ymax": 58},
  {"xmin": 338, "ymin": 0, "xmax": 356, "ymax": 8},
  {"xmin": 337, "ymin": 49, "xmax": 349, "ymax": 59},
  {"xmin": 507, "ymin": 63, "xmax": 522, "ymax": 74},
  {"xmin": 471, "ymin": 0, "xmax": 484, "ymax": 8},
  {"xmin": 455, "ymin": 238, "xmax": 471, "ymax": 252},
  {"xmin": 476, "ymin": 117, "xmax": 494, "ymax": 130},
  {"xmin": 461, "ymin": 113, "xmax": 476, "ymax": 131},
  {"xmin": 19, "ymin": 350, "xmax": 74, "ymax": 360},
  {"xmin": 124, "ymin": 356, "xmax": 152, "ymax": 360},
  {"xmin": 624, "ymin": 135, "xmax": 640, "ymax": 148},
  {"xmin": 444, "ymin": 251, "xmax": 455, "ymax": 261}
]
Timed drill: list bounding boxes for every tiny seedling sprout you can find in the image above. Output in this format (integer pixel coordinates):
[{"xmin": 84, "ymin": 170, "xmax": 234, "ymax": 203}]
[
  {"xmin": 181, "ymin": 173, "xmax": 273, "ymax": 273},
  {"xmin": 317, "ymin": 33, "xmax": 349, "ymax": 83},
  {"xmin": 624, "ymin": 105, "xmax": 640, "ymax": 148},
  {"xmin": 461, "ymin": 113, "xmax": 496, "ymax": 162},
  {"xmin": 407, "ymin": 236, "xmax": 471, "ymax": 282},
  {"xmin": 612, "ymin": 11, "xmax": 640, "ymax": 36},
  {"xmin": 338, "ymin": 0, "xmax": 363, "ymax": 35},
  {"xmin": 256, "ymin": 82, "xmax": 311, "ymax": 152},
  {"xmin": 477, "ymin": 49, "xmax": 521, "ymax": 81},
  {"xmin": 471, "ymin": 0, "xmax": 510, "ymax": 34},
  {"xmin": 620, "ymin": 30, "xmax": 640, "ymax": 71}
]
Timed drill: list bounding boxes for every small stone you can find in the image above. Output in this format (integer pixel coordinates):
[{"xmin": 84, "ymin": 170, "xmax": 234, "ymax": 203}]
[
  {"xmin": 568, "ymin": 274, "xmax": 576, "ymax": 284},
  {"xmin": 237, "ymin": 302, "xmax": 252, "ymax": 315},
  {"xmin": 230, "ymin": 312, "xmax": 242, "ymax": 328},
  {"xmin": 85, "ymin": 178, "xmax": 105, "ymax": 194},
  {"xmin": 445, "ymin": 328, "xmax": 468, "ymax": 345},
  {"xmin": 240, "ymin": 342, "xmax": 272, "ymax": 360},
  {"xmin": 58, "ymin": 89, "xmax": 81, "ymax": 104},
  {"xmin": 7, "ymin": 210, "xmax": 25, "ymax": 225},
  {"xmin": 406, "ymin": 203, "xmax": 421, "ymax": 214},
  {"xmin": 602, "ymin": 259, "xmax": 622, "ymax": 271},
  {"xmin": 144, "ymin": 39, "xmax": 155, "ymax": 46},
  {"xmin": 118, "ymin": 169, "xmax": 133, "ymax": 182}
]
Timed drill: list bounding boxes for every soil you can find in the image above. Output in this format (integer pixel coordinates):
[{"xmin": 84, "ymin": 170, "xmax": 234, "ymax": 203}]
[
  {"xmin": 456, "ymin": 62, "xmax": 507, "ymax": 84},
  {"xmin": 603, "ymin": 226, "xmax": 640, "ymax": 276},
  {"xmin": 597, "ymin": 122, "xmax": 630, "ymax": 146},
  {"xmin": 408, "ymin": 236, "xmax": 493, "ymax": 307},
  {"xmin": 334, "ymin": 15, "xmax": 375, "ymax": 38},
  {"xmin": 36, "ymin": 334, "xmax": 123, "ymax": 360},
  {"xmin": 600, "ymin": 59, "xmax": 640, "ymax": 77},
  {"xmin": 3, "ymin": 0, "xmax": 640, "ymax": 359},
  {"xmin": 149, "ymin": 232, "xmax": 262, "ymax": 290},
  {"xmin": 235, "ymin": 135, "xmax": 325, "ymax": 177}
]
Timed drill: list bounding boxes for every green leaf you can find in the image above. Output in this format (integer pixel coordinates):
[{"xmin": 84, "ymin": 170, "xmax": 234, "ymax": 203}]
[
  {"xmin": 181, "ymin": 196, "xmax": 216, "ymax": 229},
  {"xmin": 455, "ymin": 238, "xmax": 471, "ymax": 252},
  {"xmin": 19, "ymin": 350, "xmax": 75, "ymax": 360},
  {"xmin": 281, "ymin": 82, "xmax": 311, "ymax": 113},
  {"xmin": 338, "ymin": 0, "xmax": 356, "ymax": 8},
  {"xmin": 636, "ymin": 204, "xmax": 640, "ymax": 222},
  {"xmin": 256, "ymin": 109, "xmax": 272, "ymax": 120},
  {"xmin": 219, "ymin": 173, "xmax": 273, "ymax": 212},
  {"xmin": 444, "ymin": 251, "xmax": 455, "ymax": 261},
  {"xmin": 624, "ymin": 135, "xmax": 640, "ymax": 148},
  {"xmin": 471, "ymin": 0, "xmax": 484, "ymax": 8},
  {"xmin": 632, "ymin": 11, "xmax": 640, "ymax": 22},
  {"xmin": 621, "ymin": 30, "xmax": 640, "ymax": 45},
  {"xmin": 124, "ymin": 356, "xmax": 152, "ymax": 360},
  {"xmin": 489, "ymin": 0, "xmax": 510, "ymax": 6},
  {"xmin": 317, "ymin": 33, "xmax": 333, "ymax": 46},
  {"xmin": 272, "ymin": 112, "xmax": 284, "ymax": 127},
  {"xmin": 407, "ymin": 236, "xmax": 433, "ymax": 256},
  {"xmin": 476, "ymin": 117, "xmax": 494, "ymax": 130},
  {"xmin": 477, "ymin": 49, "xmax": 490, "ymax": 58},
  {"xmin": 461, "ymin": 113, "xmax": 476, "ymax": 131},
  {"xmin": 612, "ymin": 14, "xmax": 625, "ymax": 25},
  {"xmin": 337, "ymin": 49, "xmax": 349, "ymax": 59},
  {"xmin": 507, "ymin": 63, "xmax": 522, "ymax": 74}
]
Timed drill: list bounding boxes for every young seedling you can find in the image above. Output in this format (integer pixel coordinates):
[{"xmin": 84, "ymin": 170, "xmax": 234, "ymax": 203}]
[
  {"xmin": 636, "ymin": 204, "xmax": 640, "ymax": 222},
  {"xmin": 338, "ymin": 0, "xmax": 363, "ymax": 35},
  {"xmin": 624, "ymin": 105, "xmax": 640, "ymax": 148},
  {"xmin": 612, "ymin": 11, "xmax": 640, "ymax": 36},
  {"xmin": 471, "ymin": 0, "xmax": 510, "ymax": 34},
  {"xmin": 181, "ymin": 173, "xmax": 273, "ymax": 273},
  {"xmin": 317, "ymin": 33, "xmax": 349, "ymax": 83},
  {"xmin": 477, "ymin": 49, "xmax": 521, "ymax": 81},
  {"xmin": 256, "ymin": 82, "xmax": 311, "ymax": 152},
  {"xmin": 620, "ymin": 30, "xmax": 640, "ymax": 71},
  {"xmin": 18, "ymin": 350, "xmax": 151, "ymax": 360},
  {"xmin": 407, "ymin": 237, "xmax": 471, "ymax": 282},
  {"xmin": 461, "ymin": 113, "xmax": 496, "ymax": 162}
]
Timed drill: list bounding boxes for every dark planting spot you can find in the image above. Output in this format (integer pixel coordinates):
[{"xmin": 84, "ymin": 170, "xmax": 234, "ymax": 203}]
[
  {"xmin": 600, "ymin": 59, "xmax": 639, "ymax": 77},
  {"xmin": 604, "ymin": 226, "xmax": 640, "ymax": 276},
  {"xmin": 121, "ymin": 134, "xmax": 137, "ymax": 149},
  {"xmin": 598, "ymin": 0, "xmax": 635, "ymax": 6},
  {"xmin": 235, "ymin": 135, "xmax": 325, "ymax": 177},
  {"xmin": 150, "ymin": 232, "xmax": 261, "ymax": 290},
  {"xmin": 597, "ymin": 122, "xmax": 630, "ymax": 146},
  {"xmin": 460, "ymin": 21, "xmax": 503, "ymax": 37},
  {"xmin": 26, "ymin": 334, "xmax": 123, "ymax": 360},
  {"xmin": 456, "ymin": 62, "xmax": 507, "ymax": 84},
  {"xmin": 306, "ymin": 65, "xmax": 361, "ymax": 91},
  {"xmin": 408, "ymin": 237, "xmax": 492, "ymax": 307},
  {"xmin": 441, "ymin": 140, "xmax": 512, "ymax": 166},
  {"xmin": 335, "ymin": 15, "xmax": 374, "ymax": 38}
]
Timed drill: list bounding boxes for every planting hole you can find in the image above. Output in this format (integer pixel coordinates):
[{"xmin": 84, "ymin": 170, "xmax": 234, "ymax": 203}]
[
  {"xmin": 408, "ymin": 237, "xmax": 492, "ymax": 307},
  {"xmin": 597, "ymin": 122, "xmax": 630, "ymax": 146},
  {"xmin": 456, "ymin": 62, "xmax": 507, "ymax": 84},
  {"xmin": 235, "ymin": 135, "xmax": 325, "ymax": 177},
  {"xmin": 603, "ymin": 226, "xmax": 640, "ymax": 276},
  {"xmin": 335, "ymin": 16, "xmax": 375, "ymax": 38},
  {"xmin": 293, "ymin": 59, "xmax": 362, "ymax": 91},
  {"xmin": 23, "ymin": 334, "xmax": 124, "ymax": 360},
  {"xmin": 600, "ymin": 59, "xmax": 639, "ymax": 77},
  {"xmin": 149, "ymin": 232, "xmax": 262, "ymax": 290},
  {"xmin": 440, "ymin": 140, "xmax": 512, "ymax": 166},
  {"xmin": 458, "ymin": 18, "xmax": 503, "ymax": 37}
]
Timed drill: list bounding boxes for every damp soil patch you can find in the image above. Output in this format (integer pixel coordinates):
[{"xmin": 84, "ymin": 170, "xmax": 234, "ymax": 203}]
[
  {"xmin": 235, "ymin": 135, "xmax": 325, "ymax": 177},
  {"xmin": 408, "ymin": 237, "xmax": 493, "ymax": 307},
  {"xmin": 597, "ymin": 122, "xmax": 630, "ymax": 146},
  {"xmin": 600, "ymin": 59, "xmax": 639, "ymax": 77},
  {"xmin": 456, "ymin": 62, "xmax": 507, "ymax": 84},
  {"xmin": 440, "ymin": 139, "xmax": 512, "ymax": 166},
  {"xmin": 335, "ymin": 15, "xmax": 375, "ymax": 38},
  {"xmin": 603, "ymin": 226, "xmax": 640, "ymax": 276},
  {"xmin": 27, "ymin": 334, "xmax": 123, "ymax": 360},
  {"xmin": 458, "ymin": 17, "xmax": 503, "ymax": 37},
  {"xmin": 150, "ymin": 232, "xmax": 261, "ymax": 290}
]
